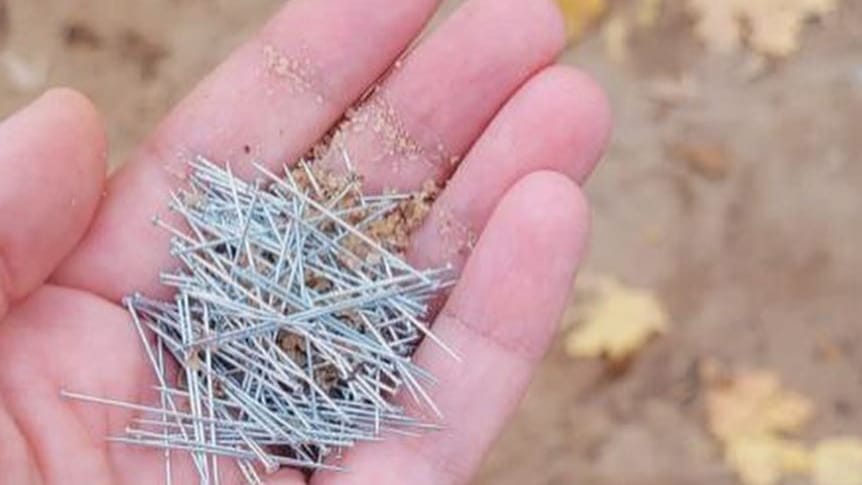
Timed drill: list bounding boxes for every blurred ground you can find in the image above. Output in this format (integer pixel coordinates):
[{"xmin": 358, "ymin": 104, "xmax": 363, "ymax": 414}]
[{"xmin": 0, "ymin": 1, "xmax": 860, "ymax": 484}]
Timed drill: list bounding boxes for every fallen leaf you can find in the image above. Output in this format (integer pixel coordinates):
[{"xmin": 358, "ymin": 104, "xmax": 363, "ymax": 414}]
[
  {"xmin": 706, "ymin": 369, "xmax": 813, "ymax": 442},
  {"xmin": 646, "ymin": 75, "xmax": 700, "ymax": 105},
  {"xmin": 63, "ymin": 22, "xmax": 104, "ymax": 49},
  {"xmin": 813, "ymin": 438, "xmax": 862, "ymax": 485},
  {"xmin": 118, "ymin": 29, "xmax": 168, "ymax": 80},
  {"xmin": 556, "ymin": 0, "xmax": 608, "ymax": 41},
  {"xmin": 0, "ymin": 51, "xmax": 48, "ymax": 92},
  {"xmin": 704, "ymin": 364, "xmax": 862, "ymax": 485},
  {"xmin": 726, "ymin": 436, "xmax": 811, "ymax": 485},
  {"xmin": 635, "ymin": 0, "xmax": 663, "ymax": 28},
  {"xmin": 668, "ymin": 141, "xmax": 732, "ymax": 181},
  {"xmin": 745, "ymin": 0, "xmax": 837, "ymax": 57},
  {"xmin": 602, "ymin": 15, "xmax": 630, "ymax": 64},
  {"xmin": 686, "ymin": 0, "xmax": 839, "ymax": 57},
  {"xmin": 565, "ymin": 277, "xmax": 668, "ymax": 362},
  {"xmin": 687, "ymin": 0, "xmax": 740, "ymax": 53},
  {"xmin": 705, "ymin": 368, "xmax": 815, "ymax": 485}
]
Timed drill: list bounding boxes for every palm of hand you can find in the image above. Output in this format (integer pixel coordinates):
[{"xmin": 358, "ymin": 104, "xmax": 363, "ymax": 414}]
[{"xmin": 0, "ymin": 1, "xmax": 609, "ymax": 484}]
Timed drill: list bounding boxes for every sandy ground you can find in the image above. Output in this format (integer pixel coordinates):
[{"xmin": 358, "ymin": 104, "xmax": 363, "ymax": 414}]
[{"xmin": 0, "ymin": 1, "xmax": 860, "ymax": 484}]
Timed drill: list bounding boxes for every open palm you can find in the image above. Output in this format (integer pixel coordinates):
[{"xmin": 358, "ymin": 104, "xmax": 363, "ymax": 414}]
[{"xmin": 0, "ymin": 0, "xmax": 609, "ymax": 483}]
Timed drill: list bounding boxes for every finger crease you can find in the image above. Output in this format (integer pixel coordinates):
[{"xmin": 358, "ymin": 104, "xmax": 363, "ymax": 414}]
[
  {"xmin": 0, "ymin": 397, "xmax": 45, "ymax": 484},
  {"xmin": 432, "ymin": 204, "xmax": 478, "ymax": 261},
  {"xmin": 397, "ymin": 430, "xmax": 473, "ymax": 485},
  {"xmin": 0, "ymin": 246, "xmax": 13, "ymax": 318},
  {"xmin": 437, "ymin": 308, "xmax": 543, "ymax": 364}
]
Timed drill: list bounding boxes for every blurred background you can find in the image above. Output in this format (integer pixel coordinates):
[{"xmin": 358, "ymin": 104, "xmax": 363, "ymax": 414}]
[{"xmin": 0, "ymin": 1, "xmax": 859, "ymax": 484}]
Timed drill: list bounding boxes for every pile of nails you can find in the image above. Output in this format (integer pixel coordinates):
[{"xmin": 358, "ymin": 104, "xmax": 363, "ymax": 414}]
[{"xmin": 63, "ymin": 155, "xmax": 456, "ymax": 483}]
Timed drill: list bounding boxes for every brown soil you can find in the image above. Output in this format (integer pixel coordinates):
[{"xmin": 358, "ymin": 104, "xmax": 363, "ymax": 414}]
[{"xmin": 1, "ymin": 1, "xmax": 860, "ymax": 484}]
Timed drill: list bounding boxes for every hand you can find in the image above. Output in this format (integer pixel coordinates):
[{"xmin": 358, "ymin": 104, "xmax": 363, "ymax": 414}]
[{"xmin": 0, "ymin": 0, "xmax": 609, "ymax": 483}]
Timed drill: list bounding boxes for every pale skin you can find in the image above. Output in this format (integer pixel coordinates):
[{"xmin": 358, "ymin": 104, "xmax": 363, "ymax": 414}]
[{"xmin": 0, "ymin": 0, "xmax": 610, "ymax": 483}]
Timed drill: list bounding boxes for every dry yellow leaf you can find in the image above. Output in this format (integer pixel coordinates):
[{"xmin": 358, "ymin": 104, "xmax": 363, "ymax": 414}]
[
  {"xmin": 726, "ymin": 436, "xmax": 811, "ymax": 485},
  {"xmin": 564, "ymin": 277, "xmax": 668, "ymax": 361},
  {"xmin": 706, "ymin": 369, "xmax": 813, "ymax": 442},
  {"xmin": 556, "ymin": 0, "xmax": 608, "ymax": 41},
  {"xmin": 704, "ymin": 366, "xmax": 862, "ymax": 485},
  {"xmin": 686, "ymin": 0, "xmax": 742, "ymax": 53},
  {"xmin": 635, "ymin": 0, "xmax": 663, "ymax": 28},
  {"xmin": 687, "ymin": 0, "xmax": 839, "ymax": 57},
  {"xmin": 813, "ymin": 438, "xmax": 862, "ymax": 485},
  {"xmin": 705, "ymin": 368, "xmax": 816, "ymax": 485},
  {"xmin": 602, "ymin": 15, "xmax": 630, "ymax": 64}
]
